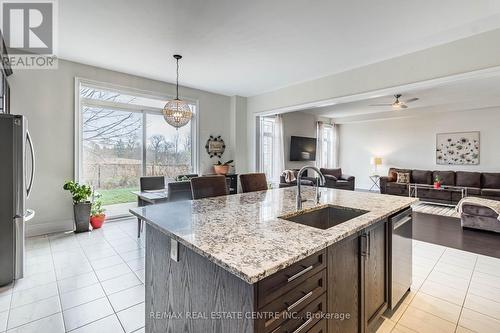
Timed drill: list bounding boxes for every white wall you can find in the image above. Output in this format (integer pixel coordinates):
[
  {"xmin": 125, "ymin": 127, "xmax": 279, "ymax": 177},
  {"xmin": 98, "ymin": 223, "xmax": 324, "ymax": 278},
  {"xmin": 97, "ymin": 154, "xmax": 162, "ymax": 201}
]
[
  {"xmin": 245, "ymin": 29, "xmax": 500, "ymax": 173},
  {"xmin": 338, "ymin": 108, "xmax": 500, "ymax": 190},
  {"xmin": 8, "ymin": 59, "xmax": 233, "ymax": 236},
  {"xmin": 282, "ymin": 112, "xmax": 327, "ymax": 170}
]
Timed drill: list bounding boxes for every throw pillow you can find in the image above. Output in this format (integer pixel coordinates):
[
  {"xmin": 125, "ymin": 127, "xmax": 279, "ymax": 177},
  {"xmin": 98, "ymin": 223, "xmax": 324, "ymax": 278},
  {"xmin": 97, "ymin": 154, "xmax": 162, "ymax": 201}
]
[{"xmin": 396, "ymin": 172, "xmax": 410, "ymax": 184}]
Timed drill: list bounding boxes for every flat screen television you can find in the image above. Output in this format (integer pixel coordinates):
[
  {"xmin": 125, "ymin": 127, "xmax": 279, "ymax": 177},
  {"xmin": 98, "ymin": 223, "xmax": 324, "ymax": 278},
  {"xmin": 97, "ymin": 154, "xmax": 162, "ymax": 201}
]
[{"xmin": 290, "ymin": 136, "xmax": 316, "ymax": 161}]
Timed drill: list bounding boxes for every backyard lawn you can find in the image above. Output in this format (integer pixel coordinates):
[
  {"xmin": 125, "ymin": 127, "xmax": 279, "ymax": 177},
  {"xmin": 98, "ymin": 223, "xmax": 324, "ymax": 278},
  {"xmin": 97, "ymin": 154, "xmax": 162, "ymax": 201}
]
[{"xmin": 98, "ymin": 187, "xmax": 137, "ymax": 206}]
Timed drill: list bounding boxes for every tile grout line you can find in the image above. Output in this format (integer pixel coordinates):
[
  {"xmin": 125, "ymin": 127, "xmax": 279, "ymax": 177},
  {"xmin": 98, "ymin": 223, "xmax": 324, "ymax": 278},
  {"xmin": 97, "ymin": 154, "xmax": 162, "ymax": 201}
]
[
  {"xmin": 49, "ymin": 233, "xmax": 67, "ymax": 333},
  {"xmin": 390, "ymin": 243, "xmax": 447, "ymax": 332},
  {"xmin": 453, "ymin": 254, "xmax": 478, "ymax": 333},
  {"xmin": 78, "ymin": 230, "xmax": 128, "ymax": 333},
  {"xmin": 5, "ymin": 236, "xmax": 64, "ymax": 332}
]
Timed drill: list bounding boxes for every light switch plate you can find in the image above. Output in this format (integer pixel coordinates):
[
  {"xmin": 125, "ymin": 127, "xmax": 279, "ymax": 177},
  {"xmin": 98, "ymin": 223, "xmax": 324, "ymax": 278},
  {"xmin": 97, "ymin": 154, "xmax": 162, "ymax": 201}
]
[{"xmin": 170, "ymin": 239, "xmax": 179, "ymax": 262}]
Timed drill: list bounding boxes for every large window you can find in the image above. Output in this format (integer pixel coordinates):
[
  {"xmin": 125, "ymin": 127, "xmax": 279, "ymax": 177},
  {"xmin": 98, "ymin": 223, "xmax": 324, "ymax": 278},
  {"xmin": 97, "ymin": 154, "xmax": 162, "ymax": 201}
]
[
  {"xmin": 76, "ymin": 80, "xmax": 197, "ymax": 216},
  {"xmin": 259, "ymin": 117, "xmax": 275, "ymax": 180}
]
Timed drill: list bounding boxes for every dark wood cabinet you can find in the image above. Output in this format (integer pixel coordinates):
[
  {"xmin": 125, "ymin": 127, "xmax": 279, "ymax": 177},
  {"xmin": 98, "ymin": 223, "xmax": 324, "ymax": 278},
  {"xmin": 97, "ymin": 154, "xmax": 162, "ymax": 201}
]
[
  {"xmin": 327, "ymin": 233, "xmax": 361, "ymax": 333},
  {"xmin": 362, "ymin": 220, "xmax": 388, "ymax": 329},
  {"xmin": 327, "ymin": 219, "xmax": 388, "ymax": 333}
]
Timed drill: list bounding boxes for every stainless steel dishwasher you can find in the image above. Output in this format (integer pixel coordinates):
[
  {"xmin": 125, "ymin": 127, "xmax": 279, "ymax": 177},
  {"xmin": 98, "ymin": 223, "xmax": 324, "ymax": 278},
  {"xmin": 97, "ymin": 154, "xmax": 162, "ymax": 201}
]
[{"xmin": 388, "ymin": 208, "xmax": 413, "ymax": 309}]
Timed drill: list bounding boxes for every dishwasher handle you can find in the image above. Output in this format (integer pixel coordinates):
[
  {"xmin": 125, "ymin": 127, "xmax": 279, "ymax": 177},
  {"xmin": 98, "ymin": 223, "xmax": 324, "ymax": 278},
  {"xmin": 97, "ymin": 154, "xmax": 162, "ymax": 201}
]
[{"xmin": 393, "ymin": 215, "xmax": 412, "ymax": 230}]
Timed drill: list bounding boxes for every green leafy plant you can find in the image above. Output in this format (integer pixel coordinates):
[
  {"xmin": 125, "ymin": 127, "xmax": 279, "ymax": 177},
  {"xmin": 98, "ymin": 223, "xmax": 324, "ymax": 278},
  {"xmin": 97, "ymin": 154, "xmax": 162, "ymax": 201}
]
[
  {"xmin": 63, "ymin": 181, "xmax": 92, "ymax": 204},
  {"xmin": 91, "ymin": 192, "xmax": 106, "ymax": 217},
  {"xmin": 214, "ymin": 159, "xmax": 234, "ymax": 166},
  {"xmin": 434, "ymin": 175, "xmax": 441, "ymax": 183}
]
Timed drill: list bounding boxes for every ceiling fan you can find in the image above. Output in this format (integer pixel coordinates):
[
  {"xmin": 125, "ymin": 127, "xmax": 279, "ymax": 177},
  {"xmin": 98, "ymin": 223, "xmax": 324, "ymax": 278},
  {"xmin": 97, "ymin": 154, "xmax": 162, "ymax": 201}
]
[{"xmin": 369, "ymin": 94, "xmax": 419, "ymax": 109}]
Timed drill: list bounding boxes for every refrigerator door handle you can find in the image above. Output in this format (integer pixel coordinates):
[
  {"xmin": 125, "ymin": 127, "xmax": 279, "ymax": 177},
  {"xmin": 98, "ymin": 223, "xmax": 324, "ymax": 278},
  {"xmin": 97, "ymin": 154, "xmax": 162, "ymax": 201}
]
[{"xmin": 26, "ymin": 130, "xmax": 35, "ymax": 198}]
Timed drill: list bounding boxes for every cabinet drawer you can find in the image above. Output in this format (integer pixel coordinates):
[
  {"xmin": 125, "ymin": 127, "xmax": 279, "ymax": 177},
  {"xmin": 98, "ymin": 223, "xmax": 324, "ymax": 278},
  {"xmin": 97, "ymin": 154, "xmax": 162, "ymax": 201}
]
[
  {"xmin": 308, "ymin": 319, "xmax": 327, "ymax": 333},
  {"xmin": 258, "ymin": 249, "xmax": 326, "ymax": 308},
  {"xmin": 257, "ymin": 270, "xmax": 326, "ymax": 333},
  {"xmin": 269, "ymin": 293, "xmax": 326, "ymax": 333}
]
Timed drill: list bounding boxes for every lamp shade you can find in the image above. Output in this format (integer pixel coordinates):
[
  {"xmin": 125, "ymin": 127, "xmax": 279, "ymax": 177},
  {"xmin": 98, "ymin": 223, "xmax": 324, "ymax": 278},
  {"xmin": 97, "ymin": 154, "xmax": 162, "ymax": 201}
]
[{"xmin": 370, "ymin": 157, "xmax": 383, "ymax": 166}]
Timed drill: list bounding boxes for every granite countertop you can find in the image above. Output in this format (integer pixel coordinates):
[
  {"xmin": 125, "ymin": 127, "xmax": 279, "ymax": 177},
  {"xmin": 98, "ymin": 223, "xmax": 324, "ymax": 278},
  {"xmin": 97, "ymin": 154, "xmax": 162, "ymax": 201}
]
[{"xmin": 130, "ymin": 187, "xmax": 418, "ymax": 284}]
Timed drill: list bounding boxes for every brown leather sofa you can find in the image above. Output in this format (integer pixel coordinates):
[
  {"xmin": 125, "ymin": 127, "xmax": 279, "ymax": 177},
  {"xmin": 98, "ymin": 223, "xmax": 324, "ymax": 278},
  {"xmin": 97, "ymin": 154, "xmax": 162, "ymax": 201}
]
[
  {"xmin": 320, "ymin": 168, "xmax": 355, "ymax": 191},
  {"xmin": 380, "ymin": 168, "xmax": 500, "ymax": 204}
]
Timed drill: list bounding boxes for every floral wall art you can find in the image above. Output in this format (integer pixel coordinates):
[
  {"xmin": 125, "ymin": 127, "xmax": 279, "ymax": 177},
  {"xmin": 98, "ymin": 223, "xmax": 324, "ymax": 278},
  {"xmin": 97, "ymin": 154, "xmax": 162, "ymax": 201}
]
[{"xmin": 436, "ymin": 131, "xmax": 480, "ymax": 165}]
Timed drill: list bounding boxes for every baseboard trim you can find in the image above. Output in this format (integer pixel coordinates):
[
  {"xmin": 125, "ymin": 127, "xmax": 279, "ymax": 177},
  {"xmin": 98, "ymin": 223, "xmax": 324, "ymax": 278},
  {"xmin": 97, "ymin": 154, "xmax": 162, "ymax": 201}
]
[{"xmin": 26, "ymin": 220, "xmax": 74, "ymax": 237}]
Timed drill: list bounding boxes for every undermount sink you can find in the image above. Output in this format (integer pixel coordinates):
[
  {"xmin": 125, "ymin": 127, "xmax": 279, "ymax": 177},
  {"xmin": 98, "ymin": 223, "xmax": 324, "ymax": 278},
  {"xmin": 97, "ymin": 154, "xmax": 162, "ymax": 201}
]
[{"xmin": 280, "ymin": 205, "xmax": 369, "ymax": 230}]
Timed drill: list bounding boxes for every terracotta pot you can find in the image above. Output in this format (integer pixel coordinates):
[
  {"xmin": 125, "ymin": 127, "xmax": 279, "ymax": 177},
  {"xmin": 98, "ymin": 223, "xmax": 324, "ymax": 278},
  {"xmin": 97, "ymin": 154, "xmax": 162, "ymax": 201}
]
[
  {"xmin": 214, "ymin": 165, "xmax": 230, "ymax": 175},
  {"xmin": 90, "ymin": 214, "xmax": 106, "ymax": 229},
  {"xmin": 433, "ymin": 182, "xmax": 442, "ymax": 189}
]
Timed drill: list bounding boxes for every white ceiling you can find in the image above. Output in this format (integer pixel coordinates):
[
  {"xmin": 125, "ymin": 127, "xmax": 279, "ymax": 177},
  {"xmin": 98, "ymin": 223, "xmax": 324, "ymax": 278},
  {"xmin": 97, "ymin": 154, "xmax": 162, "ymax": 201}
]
[
  {"xmin": 301, "ymin": 73, "xmax": 500, "ymax": 123},
  {"xmin": 58, "ymin": 0, "xmax": 500, "ymax": 96}
]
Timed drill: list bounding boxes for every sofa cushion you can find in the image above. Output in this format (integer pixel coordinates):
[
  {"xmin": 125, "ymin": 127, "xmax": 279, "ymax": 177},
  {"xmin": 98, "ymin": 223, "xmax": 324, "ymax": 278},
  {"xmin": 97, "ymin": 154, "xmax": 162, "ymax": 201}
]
[
  {"xmin": 396, "ymin": 172, "xmax": 410, "ymax": 184},
  {"xmin": 320, "ymin": 168, "xmax": 342, "ymax": 179},
  {"xmin": 456, "ymin": 171, "xmax": 481, "ymax": 188},
  {"xmin": 482, "ymin": 173, "xmax": 500, "ymax": 189},
  {"xmin": 386, "ymin": 182, "xmax": 408, "ymax": 195},
  {"xmin": 465, "ymin": 187, "xmax": 482, "ymax": 196},
  {"xmin": 411, "ymin": 170, "xmax": 432, "ymax": 185},
  {"xmin": 481, "ymin": 188, "xmax": 500, "ymax": 198},
  {"xmin": 432, "ymin": 171, "xmax": 455, "ymax": 186},
  {"xmin": 388, "ymin": 168, "xmax": 411, "ymax": 182}
]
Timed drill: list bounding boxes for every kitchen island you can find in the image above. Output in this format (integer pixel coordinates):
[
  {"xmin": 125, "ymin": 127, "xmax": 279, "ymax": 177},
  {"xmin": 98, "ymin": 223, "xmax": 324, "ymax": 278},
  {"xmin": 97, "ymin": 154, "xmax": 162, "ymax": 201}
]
[{"xmin": 131, "ymin": 187, "xmax": 417, "ymax": 333}]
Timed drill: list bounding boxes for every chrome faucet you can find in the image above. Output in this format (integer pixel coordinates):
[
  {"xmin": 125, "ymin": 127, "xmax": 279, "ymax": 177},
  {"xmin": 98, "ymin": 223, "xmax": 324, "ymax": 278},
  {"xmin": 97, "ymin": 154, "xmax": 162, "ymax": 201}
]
[{"xmin": 296, "ymin": 166, "xmax": 326, "ymax": 210}]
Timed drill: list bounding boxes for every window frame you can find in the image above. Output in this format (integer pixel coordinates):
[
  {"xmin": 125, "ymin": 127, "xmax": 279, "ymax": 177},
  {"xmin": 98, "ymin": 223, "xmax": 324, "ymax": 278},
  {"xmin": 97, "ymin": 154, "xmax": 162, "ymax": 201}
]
[{"xmin": 74, "ymin": 77, "xmax": 199, "ymax": 183}]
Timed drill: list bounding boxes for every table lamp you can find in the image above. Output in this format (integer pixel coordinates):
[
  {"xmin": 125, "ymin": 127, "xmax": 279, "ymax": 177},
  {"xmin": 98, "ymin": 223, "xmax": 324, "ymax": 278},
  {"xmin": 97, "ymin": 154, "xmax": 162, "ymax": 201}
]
[{"xmin": 370, "ymin": 157, "xmax": 382, "ymax": 175}]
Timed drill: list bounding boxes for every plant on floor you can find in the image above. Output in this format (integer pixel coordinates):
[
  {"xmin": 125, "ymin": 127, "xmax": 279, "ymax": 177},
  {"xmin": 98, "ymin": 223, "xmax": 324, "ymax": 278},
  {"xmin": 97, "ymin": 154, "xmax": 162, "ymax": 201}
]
[
  {"xmin": 90, "ymin": 191, "xmax": 106, "ymax": 229},
  {"xmin": 63, "ymin": 180, "xmax": 93, "ymax": 233},
  {"xmin": 213, "ymin": 159, "xmax": 234, "ymax": 175},
  {"xmin": 434, "ymin": 175, "xmax": 442, "ymax": 189},
  {"xmin": 63, "ymin": 180, "xmax": 92, "ymax": 204}
]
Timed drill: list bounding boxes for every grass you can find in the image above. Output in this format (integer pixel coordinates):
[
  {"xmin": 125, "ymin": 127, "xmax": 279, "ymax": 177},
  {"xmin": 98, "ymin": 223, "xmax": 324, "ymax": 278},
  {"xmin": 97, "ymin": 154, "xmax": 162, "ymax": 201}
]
[{"xmin": 98, "ymin": 187, "xmax": 137, "ymax": 206}]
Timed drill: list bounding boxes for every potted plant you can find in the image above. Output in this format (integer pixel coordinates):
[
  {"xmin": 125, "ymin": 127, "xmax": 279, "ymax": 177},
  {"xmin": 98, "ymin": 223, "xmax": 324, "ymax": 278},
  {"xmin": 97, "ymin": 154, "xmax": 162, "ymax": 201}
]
[
  {"xmin": 90, "ymin": 192, "xmax": 106, "ymax": 229},
  {"xmin": 434, "ymin": 175, "xmax": 442, "ymax": 189},
  {"xmin": 63, "ymin": 180, "xmax": 92, "ymax": 233},
  {"xmin": 213, "ymin": 159, "xmax": 234, "ymax": 175}
]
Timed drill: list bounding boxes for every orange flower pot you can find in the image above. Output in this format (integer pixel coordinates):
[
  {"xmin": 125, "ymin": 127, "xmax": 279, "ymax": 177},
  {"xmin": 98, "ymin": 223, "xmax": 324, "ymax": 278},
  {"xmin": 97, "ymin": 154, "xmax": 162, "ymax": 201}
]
[
  {"xmin": 90, "ymin": 214, "xmax": 106, "ymax": 229},
  {"xmin": 214, "ymin": 165, "xmax": 230, "ymax": 175}
]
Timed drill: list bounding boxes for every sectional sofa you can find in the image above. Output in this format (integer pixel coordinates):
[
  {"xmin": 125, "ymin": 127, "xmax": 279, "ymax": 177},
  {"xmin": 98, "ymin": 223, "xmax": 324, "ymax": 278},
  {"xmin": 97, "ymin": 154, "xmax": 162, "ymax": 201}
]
[{"xmin": 380, "ymin": 168, "xmax": 500, "ymax": 204}]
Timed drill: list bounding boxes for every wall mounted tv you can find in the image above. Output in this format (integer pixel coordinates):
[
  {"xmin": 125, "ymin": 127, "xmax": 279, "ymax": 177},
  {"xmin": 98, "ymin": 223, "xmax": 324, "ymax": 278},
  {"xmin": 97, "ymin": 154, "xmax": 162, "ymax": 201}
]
[{"xmin": 290, "ymin": 136, "xmax": 316, "ymax": 161}]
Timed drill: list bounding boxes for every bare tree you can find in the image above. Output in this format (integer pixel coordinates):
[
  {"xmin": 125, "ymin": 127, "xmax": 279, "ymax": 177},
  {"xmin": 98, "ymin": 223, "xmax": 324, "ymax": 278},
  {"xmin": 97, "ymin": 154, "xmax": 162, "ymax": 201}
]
[
  {"xmin": 149, "ymin": 135, "xmax": 165, "ymax": 175},
  {"xmin": 81, "ymin": 87, "xmax": 141, "ymax": 146}
]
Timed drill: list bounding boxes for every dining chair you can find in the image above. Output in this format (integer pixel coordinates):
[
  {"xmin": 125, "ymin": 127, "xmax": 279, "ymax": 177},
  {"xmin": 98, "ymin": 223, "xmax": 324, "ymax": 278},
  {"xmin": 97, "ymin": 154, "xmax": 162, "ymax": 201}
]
[
  {"xmin": 167, "ymin": 181, "xmax": 193, "ymax": 202},
  {"xmin": 137, "ymin": 176, "xmax": 167, "ymax": 238},
  {"xmin": 190, "ymin": 175, "xmax": 229, "ymax": 200},
  {"xmin": 239, "ymin": 173, "xmax": 268, "ymax": 193}
]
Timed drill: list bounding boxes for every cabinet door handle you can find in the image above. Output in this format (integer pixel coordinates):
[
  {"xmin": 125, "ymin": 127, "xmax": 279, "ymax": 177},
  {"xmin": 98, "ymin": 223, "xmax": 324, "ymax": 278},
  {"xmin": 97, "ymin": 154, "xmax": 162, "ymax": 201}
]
[
  {"xmin": 361, "ymin": 234, "xmax": 368, "ymax": 257},
  {"xmin": 287, "ymin": 291, "xmax": 313, "ymax": 312},
  {"xmin": 367, "ymin": 232, "xmax": 371, "ymax": 256},
  {"xmin": 287, "ymin": 265, "xmax": 313, "ymax": 282},
  {"xmin": 292, "ymin": 317, "xmax": 313, "ymax": 333}
]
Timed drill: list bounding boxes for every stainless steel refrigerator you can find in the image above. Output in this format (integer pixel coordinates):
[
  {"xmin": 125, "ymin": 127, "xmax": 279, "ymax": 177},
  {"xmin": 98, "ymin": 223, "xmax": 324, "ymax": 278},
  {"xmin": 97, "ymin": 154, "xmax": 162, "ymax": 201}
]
[{"xmin": 0, "ymin": 114, "xmax": 35, "ymax": 286}]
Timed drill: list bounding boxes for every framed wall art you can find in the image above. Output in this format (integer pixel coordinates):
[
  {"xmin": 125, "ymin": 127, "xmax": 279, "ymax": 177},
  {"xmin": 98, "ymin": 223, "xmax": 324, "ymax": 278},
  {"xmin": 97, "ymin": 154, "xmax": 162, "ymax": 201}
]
[{"xmin": 436, "ymin": 131, "xmax": 479, "ymax": 165}]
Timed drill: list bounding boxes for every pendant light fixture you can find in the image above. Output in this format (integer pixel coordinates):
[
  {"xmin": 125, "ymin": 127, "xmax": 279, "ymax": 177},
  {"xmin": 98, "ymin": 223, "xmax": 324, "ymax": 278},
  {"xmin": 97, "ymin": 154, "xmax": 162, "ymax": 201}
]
[{"xmin": 163, "ymin": 54, "xmax": 192, "ymax": 129}]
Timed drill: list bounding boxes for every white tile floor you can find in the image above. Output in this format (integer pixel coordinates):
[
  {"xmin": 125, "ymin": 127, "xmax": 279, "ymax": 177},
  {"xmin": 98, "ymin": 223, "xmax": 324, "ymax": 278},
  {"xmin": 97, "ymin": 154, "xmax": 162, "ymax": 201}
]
[
  {"xmin": 378, "ymin": 239, "xmax": 500, "ymax": 333},
  {"xmin": 0, "ymin": 219, "xmax": 145, "ymax": 333},
  {"xmin": 1, "ymin": 218, "xmax": 500, "ymax": 333}
]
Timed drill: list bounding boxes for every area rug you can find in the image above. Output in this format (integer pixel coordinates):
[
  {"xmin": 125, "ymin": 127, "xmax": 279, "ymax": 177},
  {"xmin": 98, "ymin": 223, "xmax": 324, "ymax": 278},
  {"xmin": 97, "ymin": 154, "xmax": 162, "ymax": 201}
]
[{"xmin": 412, "ymin": 202, "xmax": 460, "ymax": 218}]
